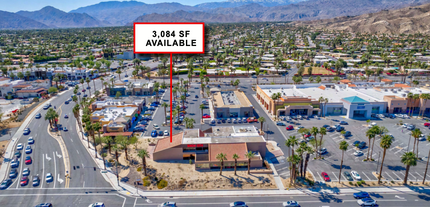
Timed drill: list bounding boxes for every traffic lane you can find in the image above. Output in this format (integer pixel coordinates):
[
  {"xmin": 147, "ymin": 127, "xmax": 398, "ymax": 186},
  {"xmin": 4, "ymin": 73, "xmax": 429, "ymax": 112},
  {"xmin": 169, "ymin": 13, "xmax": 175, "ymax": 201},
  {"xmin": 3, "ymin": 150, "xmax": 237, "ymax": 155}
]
[{"xmin": 0, "ymin": 193, "xmax": 128, "ymax": 207}]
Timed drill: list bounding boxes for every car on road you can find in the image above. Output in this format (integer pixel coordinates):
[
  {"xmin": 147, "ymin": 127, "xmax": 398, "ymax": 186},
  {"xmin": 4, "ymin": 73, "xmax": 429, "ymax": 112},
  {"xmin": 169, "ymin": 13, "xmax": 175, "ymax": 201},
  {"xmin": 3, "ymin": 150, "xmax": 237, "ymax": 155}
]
[
  {"xmin": 354, "ymin": 151, "xmax": 363, "ymax": 156},
  {"xmin": 11, "ymin": 158, "xmax": 19, "ymax": 168},
  {"xmin": 28, "ymin": 137, "xmax": 34, "ymax": 144},
  {"xmin": 340, "ymin": 121, "xmax": 348, "ymax": 125},
  {"xmin": 344, "ymin": 131, "xmax": 352, "ymax": 137},
  {"xmin": 14, "ymin": 151, "xmax": 21, "ymax": 158},
  {"xmin": 32, "ymin": 176, "xmax": 40, "ymax": 187},
  {"xmin": 0, "ymin": 178, "xmax": 12, "ymax": 190},
  {"xmin": 358, "ymin": 141, "xmax": 367, "ymax": 149},
  {"xmin": 25, "ymin": 156, "xmax": 32, "ymax": 164},
  {"xmin": 25, "ymin": 145, "xmax": 32, "ymax": 154},
  {"xmin": 63, "ymin": 127, "xmax": 68, "ymax": 131},
  {"xmin": 64, "ymin": 114, "xmax": 69, "ymax": 118},
  {"xmin": 23, "ymin": 168, "xmax": 30, "ymax": 176},
  {"xmin": 141, "ymin": 120, "xmax": 148, "ymax": 125},
  {"xmin": 425, "ymin": 123, "xmax": 430, "ymax": 127},
  {"xmin": 230, "ymin": 201, "xmax": 247, "ymax": 207},
  {"xmin": 83, "ymin": 94, "xmax": 88, "ymax": 98},
  {"xmin": 351, "ymin": 171, "xmax": 362, "ymax": 180},
  {"xmin": 344, "ymin": 171, "xmax": 353, "ymax": 181},
  {"xmin": 282, "ymin": 200, "xmax": 300, "ymax": 207},
  {"xmin": 322, "ymin": 124, "xmax": 330, "ymax": 128},
  {"xmin": 20, "ymin": 176, "xmax": 29, "ymax": 186},
  {"xmin": 318, "ymin": 148, "xmax": 328, "ymax": 155},
  {"xmin": 88, "ymin": 203, "xmax": 105, "ymax": 207},
  {"xmin": 195, "ymin": 95, "xmax": 198, "ymax": 98},
  {"xmin": 159, "ymin": 202, "xmax": 176, "ymax": 207},
  {"xmin": 35, "ymin": 203, "xmax": 53, "ymax": 207},
  {"xmin": 43, "ymin": 104, "xmax": 50, "ymax": 110},
  {"xmin": 357, "ymin": 198, "xmax": 376, "ymax": 206},
  {"xmin": 321, "ymin": 172, "xmax": 330, "ymax": 182},
  {"xmin": 46, "ymin": 173, "xmax": 53, "ymax": 182},
  {"xmin": 17, "ymin": 143, "xmax": 23, "ymax": 150},
  {"xmin": 77, "ymin": 92, "xmax": 81, "ymax": 95},
  {"xmin": 35, "ymin": 113, "xmax": 41, "ymax": 119},
  {"xmin": 276, "ymin": 122, "xmax": 286, "ymax": 126},
  {"xmin": 153, "ymin": 124, "xmax": 160, "ymax": 130},
  {"xmin": 353, "ymin": 191, "xmax": 370, "ymax": 199},
  {"xmin": 65, "ymin": 100, "xmax": 69, "ymax": 104},
  {"xmin": 9, "ymin": 169, "xmax": 18, "ymax": 178},
  {"xmin": 151, "ymin": 130, "xmax": 158, "ymax": 137},
  {"xmin": 23, "ymin": 128, "xmax": 31, "ymax": 135}
]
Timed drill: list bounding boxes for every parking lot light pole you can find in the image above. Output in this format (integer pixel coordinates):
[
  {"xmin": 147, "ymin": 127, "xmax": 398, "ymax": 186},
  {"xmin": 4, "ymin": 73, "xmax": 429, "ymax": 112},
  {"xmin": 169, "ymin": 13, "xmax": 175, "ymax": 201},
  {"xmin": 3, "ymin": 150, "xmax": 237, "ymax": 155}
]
[{"xmin": 375, "ymin": 151, "xmax": 381, "ymax": 172}]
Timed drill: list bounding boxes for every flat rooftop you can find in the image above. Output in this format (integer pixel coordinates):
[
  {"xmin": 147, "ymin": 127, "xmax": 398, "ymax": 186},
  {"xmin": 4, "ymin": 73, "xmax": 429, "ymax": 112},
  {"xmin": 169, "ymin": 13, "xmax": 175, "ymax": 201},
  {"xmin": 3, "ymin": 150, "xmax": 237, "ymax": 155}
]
[
  {"xmin": 213, "ymin": 90, "xmax": 252, "ymax": 108},
  {"xmin": 182, "ymin": 126, "xmax": 265, "ymax": 145}
]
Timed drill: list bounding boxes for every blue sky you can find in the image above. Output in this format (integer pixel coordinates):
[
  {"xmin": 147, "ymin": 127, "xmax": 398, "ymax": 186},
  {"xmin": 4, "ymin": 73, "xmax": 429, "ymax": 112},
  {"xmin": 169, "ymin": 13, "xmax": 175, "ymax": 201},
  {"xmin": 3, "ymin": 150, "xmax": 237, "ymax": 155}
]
[{"xmin": 2, "ymin": 0, "xmax": 224, "ymax": 12}]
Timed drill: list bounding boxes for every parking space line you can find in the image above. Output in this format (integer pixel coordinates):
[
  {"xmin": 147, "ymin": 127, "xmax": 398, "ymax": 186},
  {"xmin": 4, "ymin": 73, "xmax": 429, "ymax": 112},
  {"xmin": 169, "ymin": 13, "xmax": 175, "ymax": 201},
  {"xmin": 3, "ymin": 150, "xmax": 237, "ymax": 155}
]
[
  {"xmin": 316, "ymin": 172, "xmax": 323, "ymax": 181},
  {"xmin": 391, "ymin": 172, "xmax": 402, "ymax": 180},
  {"xmin": 384, "ymin": 172, "xmax": 395, "ymax": 181},
  {"xmin": 331, "ymin": 172, "xmax": 339, "ymax": 181},
  {"xmin": 347, "ymin": 148, "xmax": 354, "ymax": 152},
  {"xmin": 415, "ymin": 172, "xmax": 424, "ymax": 179},
  {"xmin": 361, "ymin": 172, "xmax": 371, "ymax": 180}
]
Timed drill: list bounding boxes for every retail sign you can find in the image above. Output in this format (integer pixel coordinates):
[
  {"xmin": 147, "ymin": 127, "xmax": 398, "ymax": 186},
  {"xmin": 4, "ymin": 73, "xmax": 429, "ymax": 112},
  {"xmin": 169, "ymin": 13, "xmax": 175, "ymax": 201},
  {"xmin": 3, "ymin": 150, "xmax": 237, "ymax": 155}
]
[
  {"xmin": 134, "ymin": 23, "xmax": 204, "ymax": 54},
  {"xmin": 187, "ymin": 144, "xmax": 204, "ymax": 148},
  {"xmin": 357, "ymin": 106, "xmax": 365, "ymax": 109}
]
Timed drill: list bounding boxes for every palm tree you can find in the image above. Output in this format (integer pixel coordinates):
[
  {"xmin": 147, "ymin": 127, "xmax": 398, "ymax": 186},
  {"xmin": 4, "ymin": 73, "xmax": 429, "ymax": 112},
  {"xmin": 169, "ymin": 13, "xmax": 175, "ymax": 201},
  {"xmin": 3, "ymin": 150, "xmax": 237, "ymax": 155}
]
[
  {"xmin": 338, "ymin": 141, "xmax": 348, "ymax": 183},
  {"xmin": 101, "ymin": 153, "xmax": 107, "ymax": 170},
  {"xmin": 86, "ymin": 77, "xmax": 92, "ymax": 97},
  {"xmin": 216, "ymin": 153, "xmax": 227, "ymax": 175},
  {"xmin": 85, "ymin": 123, "xmax": 93, "ymax": 148},
  {"xmin": 286, "ymin": 154, "xmax": 301, "ymax": 186},
  {"xmin": 310, "ymin": 127, "xmax": 319, "ymax": 156},
  {"xmin": 423, "ymin": 135, "xmax": 430, "ymax": 184},
  {"xmin": 116, "ymin": 135, "xmax": 130, "ymax": 160},
  {"xmin": 378, "ymin": 135, "xmax": 393, "ymax": 184},
  {"xmin": 102, "ymin": 136, "xmax": 113, "ymax": 154},
  {"xmin": 161, "ymin": 102, "xmax": 169, "ymax": 124},
  {"xmin": 199, "ymin": 104, "xmax": 205, "ymax": 120},
  {"xmin": 112, "ymin": 144, "xmax": 120, "ymax": 164},
  {"xmin": 232, "ymin": 154, "xmax": 239, "ymax": 175},
  {"xmin": 245, "ymin": 151, "xmax": 255, "ymax": 174},
  {"xmin": 138, "ymin": 149, "xmax": 150, "ymax": 176},
  {"xmin": 401, "ymin": 152, "xmax": 417, "ymax": 184},
  {"xmin": 411, "ymin": 128, "xmax": 422, "ymax": 156},
  {"xmin": 303, "ymin": 146, "xmax": 313, "ymax": 178},
  {"xmin": 419, "ymin": 94, "xmax": 430, "ymax": 118},
  {"xmin": 365, "ymin": 129, "xmax": 376, "ymax": 160},
  {"xmin": 286, "ymin": 136, "xmax": 298, "ymax": 183},
  {"xmin": 45, "ymin": 108, "xmax": 59, "ymax": 128},
  {"xmin": 258, "ymin": 116, "xmax": 265, "ymax": 132},
  {"xmin": 318, "ymin": 127, "xmax": 327, "ymax": 159},
  {"xmin": 92, "ymin": 122, "xmax": 102, "ymax": 158}
]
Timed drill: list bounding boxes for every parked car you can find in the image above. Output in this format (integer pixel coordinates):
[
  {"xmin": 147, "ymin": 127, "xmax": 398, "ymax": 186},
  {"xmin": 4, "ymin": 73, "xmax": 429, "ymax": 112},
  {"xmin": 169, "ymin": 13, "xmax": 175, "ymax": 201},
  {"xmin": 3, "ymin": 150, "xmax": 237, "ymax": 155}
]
[
  {"xmin": 230, "ymin": 201, "xmax": 247, "ymax": 207},
  {"xmin": 336, "ymin": 126, "xmax": 344, "ymax": 132},
  {"xmin": 353, "ymin": 191, "xmax": 370, "ymax": 199},
  {"xmin": 402, "ymin": 123, "xmax": 409, "ymax": 128},
  {"xmin": 64, "ymin": 114, "xmax": 69, "ymax": 118},
  {"xmin": 351, "ymin": 171, "xmax": 362, "ymax": 180},
  {"xmin": 282, "ymin": 200, "xmax": 300, "ymax": 207},
  {"xmin": 354, "ymin": 151, "xmax": 363, "ymax": 156},
  {"xmin": 151, "ymin": 130, "xmax": 158, "ymax": 137},
  {"xmin": 286, "ymin": 125, "xmax": 294, "ymax": 130},
  {"xmin": 407, "ymin": 124, "xmax": 415, "ymax": 130},
  {"xmin": 158, "ymin": 131, "xmax": 163, "ymax": 136},
  {"xmin": 371, "ymin": 122, "xmax": 377, "ymax": 126},
  {"xmin": 357, "ymin": 198, "xmax": 376, "ymax": 206},
  {"xmin": 164, "ymin": 130, "xmax": 169, "ymax": 136},
  {"xmin": 353, "ymin": 140, "xmax": 360, "ymax": 146},
  {"xmin": 344, "ymin": 131, "xmax": 352, "ymax": 137},
  {"xmin": 0, "ymin": 179, "xmax": 12, "ymax": 190},
  {"xmin": 340, "ymin": 121, "xmax": 348, "ymax": 125},
  {"xmin": 344, "ymin": 171, "xmax": 353, "ymax": 181},
  {"xmin": 247, "ymin": 117, "xmax": 257, "ymax": 123},
  {"xmin": 88, "ymin": 203, "xmax": 105, "ymax": 207},
  {"xmin": 63, "ymin": 127, "xmax": 68, "ymax": 131},
  {"xmin": 358, "ymin": 141, "xmax": 367, "ymax": 149},
  {"xmin": 321, "ymin": 172, "xmax": 330, "ymax": 182},
  {"xmin": 425, "ymin": 123, "xmax": 430, "ymax": 127},
  {"xmin": 153, "ymin": 124, "xmax": 160, "ymax": 130},
  {"xmin": 202, "ymin": 114, "xmax": 211, "ymax": 118},
  {"xmin": 276, "ymin": 122, "xmax": 286, "ymax": 126},
  {"xmin": 9, "ymin": 169, "xmax": 17, "ymax": 178},
  {"xmin": 318, "ymin": 148, "xmax": 328, "ymax": 155}
]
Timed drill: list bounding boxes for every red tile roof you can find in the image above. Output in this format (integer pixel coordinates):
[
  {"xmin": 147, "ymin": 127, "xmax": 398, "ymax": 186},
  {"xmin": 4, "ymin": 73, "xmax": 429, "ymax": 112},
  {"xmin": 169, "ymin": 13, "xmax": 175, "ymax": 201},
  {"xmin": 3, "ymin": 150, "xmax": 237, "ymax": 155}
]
[
  {"xmin": 13, "ymin": 84, "xmax": 31, "ymax": 89},
  {"xmin": 103, "ymin": 132, "xmax": 133, "ymax": 137},
  {"xmin": 209, "ymin": 143, "xmax": 248, "ymax": 162},
  {"xmin": 154, "ymin": 132, "xmax": 183, "ymax": 153},
  {"xmin": 16, "ymin": 88, "xmax": 46, "ymax": 93}
]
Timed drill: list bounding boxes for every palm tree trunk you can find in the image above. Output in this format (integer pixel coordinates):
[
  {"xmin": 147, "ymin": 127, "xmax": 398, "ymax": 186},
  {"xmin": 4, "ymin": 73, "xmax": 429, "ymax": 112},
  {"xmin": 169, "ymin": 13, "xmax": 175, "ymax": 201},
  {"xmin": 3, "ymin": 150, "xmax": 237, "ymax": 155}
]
[
  {"xmin": 234, "ymin": 159, "xmax": 237, "ymax": 175},
  {"xmin": 338, "ymin": 151, "xmax": 344, "ymax": 183},
  {"xmin": 303, "ymin": 153, "xmax": 310, "ymax": 178},
  {"xmin": 413, "ymin": 138, "xmax": 417, "ymax": 154},
  {"xmin": 367, "ymin": 138, "xmax": 371, "ymax": 160},
  {"xmin": 93, "ymin": 134, "xmax": 98, "ymax": 158},
  {"xmin": 370, "ymin": 137, "xmax": 376, "ymax": 160},
  {"xmin": 103, "ymin": 157, "xmax": 106, "ymax": 170},
  {"xmin": 378, "ymin": 149, "xmax": 387, "ymax": 184},
  {"xmin": 143, "ymin": 157, "xmax": 147, "ymax": 176},
  {"xmin": 300, "ymin": 155, "xmax": 304, "ymax": 177},
  {"xmin": 124, "ymin": 147, "xmax": 128, "ymax": 160},
  {"xmin": 220, "ymin": 161, "xmax": 223, "ymax": 175},
  {"xmin": 423, "ymin": 149, "xmax": 430, "ymax": 184},
  {"xmin": 248, "ymin": 159, "xmax": 251, "ymax": 174},
  {"xmin": 416, "ymin": 141, "xmax": 420, "ymax": 159},
  {"xmin": 404, "ymin": 165, "xmax": 410, "ymax": 184}
]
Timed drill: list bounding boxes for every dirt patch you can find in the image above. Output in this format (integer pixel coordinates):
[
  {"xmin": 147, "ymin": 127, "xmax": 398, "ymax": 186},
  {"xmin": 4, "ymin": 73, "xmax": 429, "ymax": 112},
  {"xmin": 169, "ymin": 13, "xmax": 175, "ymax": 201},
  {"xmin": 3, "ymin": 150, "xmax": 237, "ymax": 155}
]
[
  {"xmin": 301, "ymin": 67, "xmax": 336, "ymax": 75},
  {"xmin": 0, "ymin": 140, "xmax": 11, "ymax": 167},
  {"xmin": 282, "ymin": 171, "xmax": 315, "ymax": 189}
]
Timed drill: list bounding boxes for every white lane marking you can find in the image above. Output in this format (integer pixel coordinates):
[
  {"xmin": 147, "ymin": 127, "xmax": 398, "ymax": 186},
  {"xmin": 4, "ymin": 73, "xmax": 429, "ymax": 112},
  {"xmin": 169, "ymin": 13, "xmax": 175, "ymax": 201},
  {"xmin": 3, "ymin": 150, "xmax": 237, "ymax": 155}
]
[
  {"xmin": 76, "ymin": 150, "xmax": 79, "ymax": 154},
  {"xmin": 83, "ymin": 181, "xmax": 85, "ymax": 188},
  {"xmin": 57, "ymin": 174, "xmax": 63, "ymax": 184},
  {"xmin": 384, "ymin": 172, "xmax": 395, "ymax": 181},
  {"xmin": 70, "ymin": 139, "xmax": 73, "ymax": 143},
  {"xmin": 56, "ymin": 151, "xmax": 62, "ymax": 158},
  {"xmin": 53, "ymin": 151, "xmax": 57, "ymax": 188},
  {"xmin": 415, "ymin": 172, "xmax": 424, "ymax": 179},
  {"xmin": 41, "ymin": 153, "xmax": 45, "ymax": 189},
  {"xmin": 361, "ymin": 171, "xmax": 371, "ymax": 180},
  {"xmin": 82, "ymin": 163, "xmax": 85, "ymax": 168},
  {"xmin": 46, "ymin": 154, "xmax": 51, "ymax": 161},
  {"xmin": 117, "ymin": 194, "xmax": 127, "ymax": 207},
  {"xmin": 392, "ymin": 172, "xmax": 402, "ymax": 180},
  {"xmin": 317, "ymin": 171, "xmax": 323, "ymax": 181},
  {"xmin": 332, "ymin": 172, "xmax": 339, "ymax": 181}
]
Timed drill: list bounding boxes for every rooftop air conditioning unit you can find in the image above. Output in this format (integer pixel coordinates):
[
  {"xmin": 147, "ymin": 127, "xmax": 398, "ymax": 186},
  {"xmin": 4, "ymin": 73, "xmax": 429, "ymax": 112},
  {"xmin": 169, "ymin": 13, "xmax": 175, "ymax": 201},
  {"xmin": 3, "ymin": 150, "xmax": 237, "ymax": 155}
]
[{"xmin": 402, "ymin": 93, "xmax": 406, "ymax": 97}]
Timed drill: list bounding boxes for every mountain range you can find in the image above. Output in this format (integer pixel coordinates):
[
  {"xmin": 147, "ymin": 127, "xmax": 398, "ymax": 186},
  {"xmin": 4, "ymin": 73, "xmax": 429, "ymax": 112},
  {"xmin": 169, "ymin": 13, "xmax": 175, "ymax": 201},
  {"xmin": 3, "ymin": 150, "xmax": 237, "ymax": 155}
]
[
  {"xmin": 2, "ymin": 0, "xmax": 430, "ymax": 33},
  {"xmin": 292, "ymin": 2, "xmax": 430, "ymax": 34}
]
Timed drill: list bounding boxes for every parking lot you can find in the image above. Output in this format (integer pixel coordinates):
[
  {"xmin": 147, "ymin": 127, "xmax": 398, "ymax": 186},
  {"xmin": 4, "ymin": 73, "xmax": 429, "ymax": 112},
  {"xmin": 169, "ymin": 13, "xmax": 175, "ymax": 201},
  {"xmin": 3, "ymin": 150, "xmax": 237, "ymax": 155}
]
[{"xmin": 273, "ymin": 115, "xmax": 430, "ymax": 183}]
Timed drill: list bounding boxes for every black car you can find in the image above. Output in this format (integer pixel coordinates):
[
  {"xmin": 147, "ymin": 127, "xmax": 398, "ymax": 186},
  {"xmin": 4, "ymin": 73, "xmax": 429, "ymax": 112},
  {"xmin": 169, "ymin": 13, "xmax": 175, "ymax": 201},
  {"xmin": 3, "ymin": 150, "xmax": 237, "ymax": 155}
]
[
  {"xmin": 353, "ymin": 140, "xmax": 360, "ymax": 146},
  {"xmin": 336, "ymin": 126, "xmax": 344, "ymax": 132},
  {"xmin": 77, "ymin": 92, "xmax": 81, "ymax": 95},
  {"xmin": 35, "ymin": 203, "xmax": 53, "ymax": 207},
  {"xmin": 358, "ymin": 141, "xmax": 367, "ymax": 149},
  {"xmin": 322, "ymin": 125, "xmax": 330, "ymax": 128},
  {"xmin": 0, "ymin": 179, "xmax": 12, "ymax": 190},
  {"xmin": 344, "ymin": 131, "xmax": 352, "ymax": 137},
  {"xmin": 35, "ymin": 113, "xmax": 41, "ymax": 119},
  {"xmin": 158, "ymin": 131, "xmax": 163, "ymax": 136},
  {"xmin": 344, "ymin": 171, "xmax": 353, "ymax": 181}
]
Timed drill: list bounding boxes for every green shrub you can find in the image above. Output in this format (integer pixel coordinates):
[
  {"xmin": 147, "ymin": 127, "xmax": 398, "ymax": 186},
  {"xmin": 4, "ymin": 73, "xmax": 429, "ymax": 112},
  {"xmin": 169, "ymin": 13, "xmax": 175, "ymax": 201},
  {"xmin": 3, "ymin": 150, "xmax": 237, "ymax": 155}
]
[
  {"xmin": 143, "ymin": 180, "xmax": 151, "ymax": 187},
  {"xmin": 361, "ymin": 180, "xmax": 366, "ymax": 185},
  {"xmin": 137, "ymin": 167, "xmax": 142, "ymax": 172},
  {"xmin": 157, "ymin": 179, "xmax": 168, "ymax": 189},
  {"xmin": 349, "ymin": 181, "xmax": 353, "ymax": 185}
]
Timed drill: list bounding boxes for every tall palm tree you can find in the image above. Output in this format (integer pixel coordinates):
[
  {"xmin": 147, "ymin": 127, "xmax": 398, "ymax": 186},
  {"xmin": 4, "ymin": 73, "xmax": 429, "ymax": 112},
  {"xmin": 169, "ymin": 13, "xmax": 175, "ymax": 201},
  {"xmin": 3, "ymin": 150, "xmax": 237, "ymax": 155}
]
[
  {"xmin": 303, "ymin": 146, "xmax": 313, "ymax": 178},
  {"xmin": 286, "ymin": 154, "xmax": 301, "ymax": 186},
  {"xmin": 286, "ymin": 136, "xmax": 298, "ymax": 183},
  {"xmin": 318, "ymin": 127, "xmax": 326, "ymax": 159},
  {"xmin": 45, "ymin": 108, "xmax": 59, "ymax": 128},
  {"xmin": 85, "ymin": 122, "xmax": 94, "ymax": 149},
  {"xmin": 161, "ymin": 102, "xmax": 169, "ymax": 124},
  {"xmin": 423, "ymin": 135, "xmax": 430, "ymax": 184},
  {"xmin": 138, "ymin": 149, "xmax": 150, "ymax": 176},
  {"xmin": 245, "ymin": 151, "xmax": 255, "ymax": 174},
  {"xmin": 101, "ymin": 153, "xmax": 107, "ymax": 170},
  {"xmin": 378, "ymin": 135, "xmax": 393, "ymax": 184},
  {"xmin": 102, "ymin": 136, "xmax": 113, "ymax": 154},
  {"xmin": 258, "ymin": 116, "xmax": 265, "ymax": 132},
  {"xmin": 116, "ymin": 135, "xmax": 130, "ymax": 160},
  {"xmin": 112, "ymin": 144, "xmax": 120, "ymax": 164},
  {"xmin": 365, "ymin": 128, "xmax": 376, "ymax": 160},
  {"xmin": 411, "ymin": 128, "xmax": 422, "ymax": 156},
  {"xmin": 232, "ymin": 154, "xmax": 239, "ymax": 175},
  {"xmin": 338, "ymin": 141, "xmax": 348, "ymax": 183},
  {"xmin": 216, "ymin": 153, "xmax": 227, "ymax": 175},
  {"xmin": 401, "ymin": 152, "xmax": 417, "ymax": 184}
]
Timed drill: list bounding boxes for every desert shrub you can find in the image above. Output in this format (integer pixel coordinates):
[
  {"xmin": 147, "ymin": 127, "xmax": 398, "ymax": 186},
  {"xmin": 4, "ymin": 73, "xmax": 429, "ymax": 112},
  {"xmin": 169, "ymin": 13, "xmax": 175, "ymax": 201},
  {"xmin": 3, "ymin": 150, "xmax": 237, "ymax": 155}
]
[
  {"xmin": 349, "ymin": 181, "xmax": 353, "ymax": 185},
  {"xmin": 157, "ymin": 179, "xmax": 168, "ymax": 189},
  {"xmin": 137, "ymin": 167, "xmax": 142, "ymax": 172}
]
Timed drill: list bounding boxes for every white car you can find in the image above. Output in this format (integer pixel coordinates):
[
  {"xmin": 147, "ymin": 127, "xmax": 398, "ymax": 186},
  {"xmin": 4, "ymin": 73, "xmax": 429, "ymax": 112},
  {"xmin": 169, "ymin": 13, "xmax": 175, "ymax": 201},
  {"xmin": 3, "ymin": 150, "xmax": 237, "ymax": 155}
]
[
  {"xmin": 88, "ymin": 203, "xmax": 105, "ymax": 207},
  {"xmin": 402, "ymin": 114, "xmax": 410, "ymax": 119},
  {"xmin": 357, "ymin": 198, "xmax": 377, "ymax": 206},
  {"xmin": 370, "ymin": 122, "xmax": 377, "ymax": 126},
  {"xmin": 164, "ymin": 130, "xmax": 169, "ymax": 136},
  {"xmin": 159, "ymin": 202, "xmax": 176, "ymax": 207},
  {"xmin": 351, "ymin": 171, "xmax": 362, "ymax": 180},
  {"xmin": 153, "ymin": 124, "xmax": 160, "ymax": 130},
  {"xmin": 283, "ymin": 200, "xmax": 300, "ymax": 207},
  {"xmin": 354, "ymin": 151, "xmax": 363, "ymax": 156},
  {"xmin": 17, "ymin": 143, "xmax": 23, "ymax": 150},
  {"xmin": 402, "ymin": 123, "xmax": 408, "ymax": 128},
  {"xmin": 46, "ymin": 173, "xmax": 53, "ymax": 182},
  {"xmin": 28, "ymin": 137, "xmax": 34, "ymax": 144}
]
